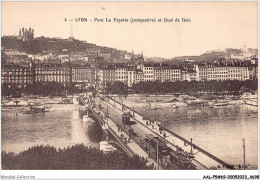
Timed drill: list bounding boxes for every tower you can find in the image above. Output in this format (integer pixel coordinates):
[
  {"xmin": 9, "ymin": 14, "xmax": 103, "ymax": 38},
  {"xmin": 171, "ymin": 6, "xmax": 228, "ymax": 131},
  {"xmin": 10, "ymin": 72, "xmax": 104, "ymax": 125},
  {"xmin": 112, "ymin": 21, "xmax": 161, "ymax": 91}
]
[
  {"xmin": 69, "ymin": 23, "xmax": 74, "ymax": 40},
  {"xmin": 22, "ymin": 28, "xmax": 24, "ymax": 37},
  {"xmin": 131, "ymin": 49, "xmax": 134, "ymax": 59}
]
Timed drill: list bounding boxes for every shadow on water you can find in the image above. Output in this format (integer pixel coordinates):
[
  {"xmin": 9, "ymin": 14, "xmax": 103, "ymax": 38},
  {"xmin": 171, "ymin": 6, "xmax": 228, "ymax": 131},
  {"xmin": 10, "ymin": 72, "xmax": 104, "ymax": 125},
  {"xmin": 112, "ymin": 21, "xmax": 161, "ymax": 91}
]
[{"xmin": 87, "ymin": 121, "xmax": 103, "ymax": 143}]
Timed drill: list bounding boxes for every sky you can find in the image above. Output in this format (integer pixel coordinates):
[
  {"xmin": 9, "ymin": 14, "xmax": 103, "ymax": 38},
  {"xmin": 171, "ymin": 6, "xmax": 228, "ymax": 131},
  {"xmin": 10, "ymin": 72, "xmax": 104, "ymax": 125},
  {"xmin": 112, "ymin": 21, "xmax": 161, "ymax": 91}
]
[{"xmin": 1, "ymin": 1, "xmax": 258, "ymax": 58}]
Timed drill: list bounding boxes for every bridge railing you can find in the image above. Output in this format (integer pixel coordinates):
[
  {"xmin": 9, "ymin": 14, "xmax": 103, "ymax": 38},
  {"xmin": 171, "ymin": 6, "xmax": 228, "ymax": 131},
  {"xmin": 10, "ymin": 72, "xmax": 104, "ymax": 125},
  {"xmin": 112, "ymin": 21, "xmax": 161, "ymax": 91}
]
[
  {"xmin": 103, "ymin": 95, "xmax": 233, "ymax": 168},
  {"xmin": 88, "ymin": 107, "xmax": 135, "ymax": 157}
]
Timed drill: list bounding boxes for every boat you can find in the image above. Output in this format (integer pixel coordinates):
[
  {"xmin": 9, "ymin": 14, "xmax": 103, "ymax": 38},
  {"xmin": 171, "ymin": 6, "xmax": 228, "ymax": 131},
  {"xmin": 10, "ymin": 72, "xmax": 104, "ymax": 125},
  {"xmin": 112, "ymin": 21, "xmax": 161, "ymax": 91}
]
[
  {"xmin": 214, "ymin": 102, "xmax": 228, "ymax": 106},
  {"xmin": 20, "ymin": 109, "xmax": 34, "ymax": 114},
  {"xmin": 187, "ymin": 100, "xmax": 209, "ymax": 107},
  {"xmin": 228, "ymin": 100, "xmax": 245, "ymax": 105},
  {"xmin": 30, "ymin": 106, "xmax": 46, "ymax": 113},
  {"xmin": 244, "ymin": 99, "xmax": 258, "ymax": 106},
  {"xmin": 213, "ymin": 100, "xmax": 229, "ymax": 106},
  {"xmin": 20, "ymin": 105, "xmax": 46, "ymax": 114}
]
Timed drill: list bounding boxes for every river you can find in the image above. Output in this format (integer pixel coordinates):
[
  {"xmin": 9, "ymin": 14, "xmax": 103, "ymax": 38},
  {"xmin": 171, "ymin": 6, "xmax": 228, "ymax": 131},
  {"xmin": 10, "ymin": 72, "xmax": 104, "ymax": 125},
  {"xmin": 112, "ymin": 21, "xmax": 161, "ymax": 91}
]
[
  {"xmin": 1, "ymin": 102, "xmax": 258, "ymax": 169},
  {"xmin": 1, "ymin": 109, "xmax": 102, "ymax": 154},
  {"xmin": 135, "ymin": 104, "xmax": 258, "ymax": 168}
]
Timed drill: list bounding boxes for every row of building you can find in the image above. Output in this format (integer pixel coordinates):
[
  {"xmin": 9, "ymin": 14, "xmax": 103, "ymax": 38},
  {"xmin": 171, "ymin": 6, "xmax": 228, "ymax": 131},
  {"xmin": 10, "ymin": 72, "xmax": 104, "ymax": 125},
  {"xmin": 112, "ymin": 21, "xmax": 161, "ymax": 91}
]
[
  {"xmin": 1, "ymin": 62, "xmax": 94, "ymax": 88},
  {"xmin": 96, "ymin": 62, "xmax": 257, "ymax": 89},
  {"xmin": 1, "ymin": 60, "xmax": 258, "ymax": 90}
]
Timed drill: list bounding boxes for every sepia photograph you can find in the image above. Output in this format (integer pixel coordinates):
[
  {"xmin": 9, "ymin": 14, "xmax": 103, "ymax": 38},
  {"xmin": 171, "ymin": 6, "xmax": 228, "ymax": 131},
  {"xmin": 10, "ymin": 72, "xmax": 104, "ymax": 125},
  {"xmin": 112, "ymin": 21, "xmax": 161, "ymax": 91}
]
[{"xmin": 1, "ymin": 1, "xmax": 259, "ymax": 179}]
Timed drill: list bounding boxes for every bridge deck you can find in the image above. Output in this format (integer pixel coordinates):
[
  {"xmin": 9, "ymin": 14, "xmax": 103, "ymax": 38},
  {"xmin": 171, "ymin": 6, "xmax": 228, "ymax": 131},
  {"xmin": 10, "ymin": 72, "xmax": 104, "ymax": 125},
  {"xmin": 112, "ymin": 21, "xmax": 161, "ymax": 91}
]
[
  {"xmin": 102, "ymin": 95, "xmax": 232, "ymax": 169},
  {"xmin": 82, "ymin": 99, "xmax": 161, "ymax": 169}
]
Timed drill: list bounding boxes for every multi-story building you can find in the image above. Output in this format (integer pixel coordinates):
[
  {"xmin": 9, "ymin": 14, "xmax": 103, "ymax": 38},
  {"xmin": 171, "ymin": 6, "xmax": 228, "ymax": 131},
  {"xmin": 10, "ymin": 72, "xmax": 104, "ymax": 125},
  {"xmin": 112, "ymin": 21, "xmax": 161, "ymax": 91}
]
[
  {"xmin": 115, "ymin": 64, "xmax": 127, "ymax": 84},
  {"xmin": 96, "ymin": 65, "xmax": 116, "ymax": 89},
  {"xmin": 170, "ymin": 67, "xmax": 181, "ymax": 82},
  {"xmin": 1, "ymin": 63, "xmax": 35, "ymax": 87},
  {"xmin": 247, "ymin": 65, "xmax": 258, "ymax": 80},
  {"xmin": 134, "ymin": 69, "xmax": 144, "ymax": 84},
  {"xmin": 153, "ymin": 63, "xmax": 171, "ymax": 82},
  {"xmin": 228, "ymin": 66, "xmax": 249, "ymax": 81},
  {"xmin": 126, "ymin": 66, "xmax": 135, "ymax": 87},
  {"xmin": 199, "ymin": 64, "xmax": 251, "ymax": 81},
  {"xmin": 198, "ymin": 64, "xmax": 208, "ymax": 81},
  {"xmin": 181, "ymin": 70, "xmax": 190, "ymax": 81},
  {"xmin": 142, "ymin": 64, "xmax": 154, "ymax": 82},
  {"xmin": 208, "ymin": 66, "xmax": 229, "ymax": 81},
  {"xmin": 35, "ymin": 63, "xmax": 72, "ymax": 85},
  {"xmin": 72, "ymin": 66, "xmax": 95, "ymax": 88},
  {"xmin": 187, "ymin": 70, "xmax": 198, "ymax": 81}
]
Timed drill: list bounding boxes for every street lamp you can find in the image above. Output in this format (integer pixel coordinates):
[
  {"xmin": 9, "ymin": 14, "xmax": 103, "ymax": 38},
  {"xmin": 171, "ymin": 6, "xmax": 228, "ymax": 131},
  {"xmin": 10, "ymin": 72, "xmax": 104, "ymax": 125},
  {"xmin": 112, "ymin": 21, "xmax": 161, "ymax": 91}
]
[
  {"xmin": 163, "ymin": 122, "xmax": 166, "ymax": 138},
  {"xmin": 242, "ymin": 138, "xmax": 246, "ymax": 169},
  {"xmin": 106, "ymin": 105, "xmax": 109, "ymax": 125},
  {"xmin": 190, "ymin": 138, "xmax": 193, "ymax": 155},
  {"xmin": 148, "ymin": 142, "xmax": 151, "ymax": 158},
  {"xmin": 156, "ymin": 141, "xmax": 159, "ymax": 170}
]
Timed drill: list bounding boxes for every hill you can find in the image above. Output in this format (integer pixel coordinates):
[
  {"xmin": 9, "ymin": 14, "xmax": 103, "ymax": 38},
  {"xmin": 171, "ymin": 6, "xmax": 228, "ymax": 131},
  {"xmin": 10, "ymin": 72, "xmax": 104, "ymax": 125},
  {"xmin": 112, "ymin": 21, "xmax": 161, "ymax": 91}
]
[
  {"xmin": 171, "ymin": 48, "xmax": 257, "ymax": 62},
  {"xmin": 2, "ymin": 36, "xmax": 257, "ymax": 63},
  {"xmin": 1, "ymin": 36, "xmax": 128, "ymax": 61}
]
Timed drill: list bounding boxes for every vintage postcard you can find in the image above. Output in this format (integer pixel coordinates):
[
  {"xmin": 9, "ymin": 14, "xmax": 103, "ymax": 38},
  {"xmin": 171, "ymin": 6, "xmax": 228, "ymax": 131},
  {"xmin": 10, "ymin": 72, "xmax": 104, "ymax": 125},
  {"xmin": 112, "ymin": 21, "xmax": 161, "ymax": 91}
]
[{"xmin": 1, "ymin": 1, "xmax": 259, "ymax": 179}]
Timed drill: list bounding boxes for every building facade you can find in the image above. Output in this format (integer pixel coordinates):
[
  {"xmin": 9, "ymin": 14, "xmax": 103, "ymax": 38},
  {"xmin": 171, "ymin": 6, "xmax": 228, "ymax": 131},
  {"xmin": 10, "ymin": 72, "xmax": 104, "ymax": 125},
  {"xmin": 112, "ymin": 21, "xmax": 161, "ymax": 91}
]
[
  {"xmin": 96, "ymin": 65, "xmax": 116, "ymax": 89},
  {"xmin": 153, "ymin": 64, "xmax": 171, "ymax": 82},
  {"xmin": 1, "ymin": 63, "xmax": 35, "ymax": 87},
  {"xmin": 35, "ymin": 63, "xmax": 72, "ymax": 85},
  {"xmin": 115, "ymin": 65, "xmax": 127, "ymax": 84},
  {"xmin": 72, "ymin": 66, "xmax": 95, "ymax": 87},
  {"xmin": 198, "ymin": 65, "xmax": 251, "ymax": 81},
  {"xmin": 142, "ymin": 64, "xmax": 154, "ymax": 82}
]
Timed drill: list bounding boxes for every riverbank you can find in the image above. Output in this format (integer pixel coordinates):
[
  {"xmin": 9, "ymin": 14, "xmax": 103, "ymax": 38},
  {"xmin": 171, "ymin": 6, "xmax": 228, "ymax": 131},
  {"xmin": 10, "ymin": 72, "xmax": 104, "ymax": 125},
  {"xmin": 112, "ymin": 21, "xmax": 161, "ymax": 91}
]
[
  {"xmin": 111, "ymin": 92, "xmax": 257, "ymax": 108},
  {"xmin": 1, "ymin": 103, "xmax": 81, "ymax": 112},
  {"xmin": 1, "ymin": 97, "xmax": 82, "ymax": 112}
]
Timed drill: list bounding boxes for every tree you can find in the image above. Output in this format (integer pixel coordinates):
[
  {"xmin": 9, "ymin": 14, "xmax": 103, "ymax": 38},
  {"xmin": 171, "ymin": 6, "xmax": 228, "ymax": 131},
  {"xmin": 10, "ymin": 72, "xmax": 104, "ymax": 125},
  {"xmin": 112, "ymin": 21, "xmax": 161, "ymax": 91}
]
[
  {"xmin": 109, "ymin": 81, "xmax": 128, "ymax": 96},
  {"xmin": 1, "ymin": 83, "xmax": 9, "ymax": 97},
  {"xmin": 2, "ymin": 144, "xmax": 153, "ymax": 170}
]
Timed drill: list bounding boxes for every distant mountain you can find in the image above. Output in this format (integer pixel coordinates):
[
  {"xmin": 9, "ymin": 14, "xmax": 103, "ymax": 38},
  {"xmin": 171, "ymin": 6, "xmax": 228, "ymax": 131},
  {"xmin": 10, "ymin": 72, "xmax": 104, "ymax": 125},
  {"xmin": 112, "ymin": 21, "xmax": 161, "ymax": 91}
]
[
  {"xmin": 145, "ymin": 57, "xmax": 169, "ymax": 62},
  {"xmin": 2, "ymin": 35, "xmax": 257, "ymax": 63},
  {"xmin": 171, "ymin": 48, "xmax": 258, "ymax": 62}
]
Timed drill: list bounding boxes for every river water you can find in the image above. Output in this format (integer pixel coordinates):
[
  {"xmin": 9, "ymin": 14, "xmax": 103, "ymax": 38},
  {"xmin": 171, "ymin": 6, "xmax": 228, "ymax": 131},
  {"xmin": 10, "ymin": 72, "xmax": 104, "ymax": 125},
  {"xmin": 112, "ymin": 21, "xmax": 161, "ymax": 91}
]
[
  {"xmin": 1, "ymin": 103, "xmax": 258, "ymax": 169},
  {"xmin": 135, "ymin": 104, "xmax": 258, "ymax": 168},
  {"xmin": 1, "ymin": 109, "xmax": 102, "ymax": 154}
]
